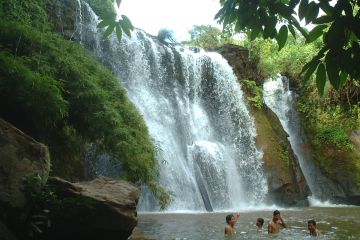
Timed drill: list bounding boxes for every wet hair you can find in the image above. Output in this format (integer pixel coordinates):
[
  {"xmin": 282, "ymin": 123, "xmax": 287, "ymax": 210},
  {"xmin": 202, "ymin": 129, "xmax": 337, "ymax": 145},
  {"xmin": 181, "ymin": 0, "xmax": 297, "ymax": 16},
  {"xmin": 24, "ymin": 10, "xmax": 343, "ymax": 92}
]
[
  {"xmin": 273, "ymin": 210, "xmax": 280, "ymax": 216},
  {"xmin": 226, "ymin": 214, "xmax": 234, "ymax": 224},
  {"xmin": 257, "ymin": 218, "xmax": 264, "ymax": 226},
  {"xmin": 308, "ymin": 220, "xmax": 316, "ymax": 225}
]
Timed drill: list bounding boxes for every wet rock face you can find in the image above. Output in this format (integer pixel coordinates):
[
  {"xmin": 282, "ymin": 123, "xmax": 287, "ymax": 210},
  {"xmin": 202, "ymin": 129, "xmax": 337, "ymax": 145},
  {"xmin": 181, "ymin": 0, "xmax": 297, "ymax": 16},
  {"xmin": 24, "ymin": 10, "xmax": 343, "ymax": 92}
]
[
  {"xmin": 215, "ymin": 44, "xmax": 249, "ymax": 79},
  {"xmin": 0, "ymin": 118, "xmax": 50, "ymax": 209},
  {"xmin": 252, "ymin": 106, "xmax": 310, "ymax": 206},
  {"xmin": 46, "ymin": 176, "xmax": 140, "ymax": 240},
  {"xmin": 217, "ymin": 45, "xmax": 311, "ymax": 206},
  {"xmin": 47, "ymin": 0, "xmax": 78, "ymax": 39},
  {"xmin": 216, "ymin": 44, "xmax": 265, "ymax": 85},
  {"xmin": 350, "ymin": 130, "xmax": 360, "ymax": 153}
]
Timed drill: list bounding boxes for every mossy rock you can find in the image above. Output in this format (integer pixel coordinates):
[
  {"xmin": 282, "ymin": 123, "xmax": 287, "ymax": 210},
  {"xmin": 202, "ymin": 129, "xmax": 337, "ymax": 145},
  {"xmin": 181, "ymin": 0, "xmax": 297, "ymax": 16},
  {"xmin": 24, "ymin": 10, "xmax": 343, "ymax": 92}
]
[
  {"xmin": 251, "ymin": 105, "xmax": 310, "ymax": 205},
  {"xmin": 302, "ymin": 119, "xmax": 360, "ymax": 199}
]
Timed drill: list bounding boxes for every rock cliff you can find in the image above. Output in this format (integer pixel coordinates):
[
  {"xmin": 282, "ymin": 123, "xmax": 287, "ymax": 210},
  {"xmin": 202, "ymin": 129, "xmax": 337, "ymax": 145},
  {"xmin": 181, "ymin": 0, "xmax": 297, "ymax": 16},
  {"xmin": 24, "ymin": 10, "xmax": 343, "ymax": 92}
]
[{"xmin": 217, "ymin": 45, "xmax": 311, "ymax": 206}]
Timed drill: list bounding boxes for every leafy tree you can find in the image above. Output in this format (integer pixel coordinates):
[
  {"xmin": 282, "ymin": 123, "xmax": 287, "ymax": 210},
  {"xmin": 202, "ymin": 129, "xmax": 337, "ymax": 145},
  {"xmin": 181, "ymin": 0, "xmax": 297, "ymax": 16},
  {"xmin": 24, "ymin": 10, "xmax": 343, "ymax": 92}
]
[
  {"xmin": 183, "ymin": 24, "xmax": 240, "ymax": 48},
  {"xmin": 87, "ymin": 0, "xmax": 134, "ymax": 41},
  {"xmin": 215, "ymin": 0, "xmax": 360, "ymax": 94},
  {"xmin": 187, "ymin": 25, "xmax": 222, "ymax": 48}
]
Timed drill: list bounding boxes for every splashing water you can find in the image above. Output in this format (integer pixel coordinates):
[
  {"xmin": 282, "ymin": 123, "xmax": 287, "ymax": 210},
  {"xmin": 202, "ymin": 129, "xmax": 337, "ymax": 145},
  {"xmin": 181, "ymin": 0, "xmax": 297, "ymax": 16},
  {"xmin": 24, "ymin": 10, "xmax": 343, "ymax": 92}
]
[
  {"xmin": 74, "ymin": 1, "xmax": 268, "ymax": 211},
  {"xmin": 263, "ymin": 76, "xmax": 345, "ymax": 203}
]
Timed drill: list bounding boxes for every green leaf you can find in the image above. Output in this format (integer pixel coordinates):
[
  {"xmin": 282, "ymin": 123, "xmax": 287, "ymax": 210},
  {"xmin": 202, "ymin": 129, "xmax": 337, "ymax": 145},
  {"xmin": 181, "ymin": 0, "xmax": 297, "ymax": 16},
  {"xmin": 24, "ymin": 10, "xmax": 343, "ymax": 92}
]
[
  {"xmin": 103, "ymin": 23, "xmax": 116, "ymax": 39},
  {"xmin": 307, "ymin": 24, "xmax": 327, "ymax": 43},
  {"xmin": 289, "ymin": 0, "xmax": 300, "ymax": 8},
  {"xmin": 313, "ymin": 46, "xmax": 329, "ymax": 61},
  {"xmin": 215, "ymin": 8, "xmax": 225, "ymax": 20},
  {"xmin": 303, "ymin": 60, "xmax": 319, "ymax": 82},
  {"xmin": 339, "ymin": 48, "xmax": 352, "ymax": 74},
  {"xmin": 276, "ymin": 25, "xmax": 288, "ymax": 50},
  {"xmin": 325, "ymin": 51, "xmax": 340, "ymax": 89},
  {"xmin": 249, "ymin": 24, "xmax": 262, "ymax": 40},
  {"xmin": 97, "ymin": 20, "xmax": 111, "ymax": 29},
  {"xmin": 305, "ymin": 2, "xmax": 319, "ymax": 25},
  {"xmin": 312, "ymin": 15, "xmax": 334, "ymax": 24},
  {"xmin": 116, "ymin": 0, "xmax": 122, "ymax": 7},
  {"xmin": 288, "ymin": 24, "xmax": 296, "ymax": 38},
  {"xmin": 325, "ymin": 19, "xmax": 346, "ymax": 49},
  {"xmin": 298, "ymin": 0, "xmax": 308, "ymax": 20},
  {"xmin": 101, "ymin": 12, "xmax": 116, "ymax": 21},
  {"xmin": 121, "ymin": 15, "xmax": 134, "ymax": 30},
  {"xmin": 291, "ymin": 16, "xmax": 309, "ymax": 39},
  {"xmin": 235, "ymin": 19, "xmax": 241, "ymax": 32},
  {"xmin": 263, "ymin": 16, "xmax": 277, "ymax": 38},
  {"xmin": 316, "ymin": 63, "xmax": 326, "ymax": 95},
  {"xmin": 318, "ymin": 1, "xmax": 334, "ymax": 16},
  {"xmin": 301, "ymin": 59, "xmax": 319, "ymax": 75},
  {"xmin": 119, "ymin": 20, "xmax": 131, "ymax": 37},
  {"xmin": 116, "ymin": 24, "xmax": 123, "ymax": 42},
  {"xmin": 339, "ymin": 71, "xmax": 347, "ymax": 87}
]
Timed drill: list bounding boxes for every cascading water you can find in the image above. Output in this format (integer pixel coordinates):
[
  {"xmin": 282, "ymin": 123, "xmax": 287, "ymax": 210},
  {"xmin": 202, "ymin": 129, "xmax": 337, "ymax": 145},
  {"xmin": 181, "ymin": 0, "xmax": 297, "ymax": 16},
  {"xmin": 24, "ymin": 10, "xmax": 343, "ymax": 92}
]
[
  {"xmin": 74, "ymin": 1, "xmax": 268, "ymax": 211},
  {"xmin": 263, "ymin": 76, "xmax": 345, "ymax": 201}
]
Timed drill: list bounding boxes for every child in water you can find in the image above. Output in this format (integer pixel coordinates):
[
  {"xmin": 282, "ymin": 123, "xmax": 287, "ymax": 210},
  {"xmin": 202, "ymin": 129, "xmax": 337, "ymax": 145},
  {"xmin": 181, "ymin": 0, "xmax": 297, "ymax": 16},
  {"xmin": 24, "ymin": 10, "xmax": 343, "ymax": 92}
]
[
  {"xmin": 256, "ymin": 217, "xmax": 264, "ymax": 231},
  {"xmin": 308, "ymin": 219, "xmax": 322, "ymax": 237},
  {"xmin": 224, "ymin": 212, "xmax": 240, "ymax": 236}
]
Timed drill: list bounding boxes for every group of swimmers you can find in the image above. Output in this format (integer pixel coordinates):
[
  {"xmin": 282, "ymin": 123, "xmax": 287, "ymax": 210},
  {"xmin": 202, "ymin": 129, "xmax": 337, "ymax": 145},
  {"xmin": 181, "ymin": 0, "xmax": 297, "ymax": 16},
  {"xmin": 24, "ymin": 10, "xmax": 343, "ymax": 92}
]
[{"xmin": 225, "ymin": 210, "xmax": 322, "ymax": 237}]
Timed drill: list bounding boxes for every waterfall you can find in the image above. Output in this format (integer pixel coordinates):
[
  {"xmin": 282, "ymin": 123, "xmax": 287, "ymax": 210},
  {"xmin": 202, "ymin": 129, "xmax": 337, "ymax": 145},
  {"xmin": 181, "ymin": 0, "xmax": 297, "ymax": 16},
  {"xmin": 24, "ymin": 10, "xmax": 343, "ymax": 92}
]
[
  {"xmin": 263, "ymin": 76, "xmax": 345, "ymax": 201},
  {"xmin": 74, "ymin": 1, "xmax": 268, "ymax": 211}
]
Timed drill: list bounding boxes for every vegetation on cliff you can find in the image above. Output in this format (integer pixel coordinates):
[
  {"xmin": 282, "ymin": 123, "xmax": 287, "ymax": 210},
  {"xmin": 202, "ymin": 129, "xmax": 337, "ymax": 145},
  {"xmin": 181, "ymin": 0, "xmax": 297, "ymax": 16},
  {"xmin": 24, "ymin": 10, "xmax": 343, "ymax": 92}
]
[
  {"xmin": 242, "ymin": 35, "xmax": 360, "ymax": 187},
  {"xmin": 213, "ymin": 0, "xmax": 360, "ymax": 189},
  {"xmin": 183, "ymin": 6, "xmax": 359, "ymax": 190},
  {"xmin": 215, "ymin": 0, "xmax": 360, "ymax": 94},
  {"xmin": 0, "ymin": 0, "xmax": 169, "ymax": 207}
]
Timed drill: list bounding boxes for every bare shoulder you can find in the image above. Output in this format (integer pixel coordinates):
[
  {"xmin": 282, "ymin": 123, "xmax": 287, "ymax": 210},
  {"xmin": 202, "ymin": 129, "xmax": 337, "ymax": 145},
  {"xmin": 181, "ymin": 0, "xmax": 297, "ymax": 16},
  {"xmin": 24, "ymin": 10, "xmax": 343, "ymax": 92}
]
[{"xmin": 225, "ymin": 224, "xmax": 232, "ymax": 234}]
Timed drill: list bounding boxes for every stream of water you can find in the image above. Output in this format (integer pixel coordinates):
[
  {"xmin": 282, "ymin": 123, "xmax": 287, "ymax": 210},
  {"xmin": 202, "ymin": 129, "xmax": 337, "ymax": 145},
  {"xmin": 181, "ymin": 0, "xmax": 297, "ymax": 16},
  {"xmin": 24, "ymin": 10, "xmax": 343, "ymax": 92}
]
[
  {"xmin": 76, "ymin": 0, "xmax": 267, "ymax": 211},
  {"xmin": 138, "ymin": 206, "xmax": 360, "ymax": 239}
]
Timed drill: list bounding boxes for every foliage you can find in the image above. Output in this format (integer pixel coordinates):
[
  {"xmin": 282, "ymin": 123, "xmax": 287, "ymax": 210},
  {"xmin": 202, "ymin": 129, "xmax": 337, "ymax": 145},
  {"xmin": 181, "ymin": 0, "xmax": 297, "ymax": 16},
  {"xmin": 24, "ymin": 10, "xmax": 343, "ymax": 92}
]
[
  {"xmin": 298, "ymin": 85, "xmax": 358, "ymax": 140},
  {"xmin": 317, "ymin": 126, "xmax": 354, "ymax": 150},
  {"xmin": 87, "ymin": 0, "xmax": 134, "ymax": 42},
  {"xmin": 241, "ymin": 79, "xmax": 264, "ymax": 109},
  {"xmin": 0, "ymin": 0, "xmax": 170, "ymax": 208},
  {"xmin": 0, "ymin": 21, "xmax": 157, "ymax": 184},
  {"xmin": 184, "ymin": 25, "xmax": 222, "ymax": 48},
  {"xmin": 85, "ymin": 0, "xmax": 114, "ymax": 17},
  {"xmin": 215, "ymin": 0, "xmax": 360, "ymax": 94},
  {"xmin": 241, "ymin": 35, "xmax": 320, "ymax": 81},
  {"xmin": 0, "ymin": 0, "xmax": 54, "ymax": 30},
  {"xmin": 279, "ymin": 143, "xmax": 290, "ymax": 167},
  {"xmin": 183, "ymin": 24, "xmax": 240, "ymax": 49}
]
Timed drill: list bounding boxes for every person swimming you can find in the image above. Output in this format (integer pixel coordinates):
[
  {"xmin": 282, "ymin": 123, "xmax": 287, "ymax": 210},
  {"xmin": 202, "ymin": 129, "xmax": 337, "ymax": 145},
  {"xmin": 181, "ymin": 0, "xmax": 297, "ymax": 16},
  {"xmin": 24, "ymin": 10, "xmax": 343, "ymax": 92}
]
[
  {"xmin": 308, "ymin": 219, "xmax": 322, "ymax": 237},
  {"xmin": 256, "ymin": 217, "xmax": 264, "ymax": 231},
  {"xmin": 224, "ymin": 212, "xmax": 240, "ymax": 236},
  {"xmin": 268, "ymin": 210, "xmax": 286, "ymax": 234}
]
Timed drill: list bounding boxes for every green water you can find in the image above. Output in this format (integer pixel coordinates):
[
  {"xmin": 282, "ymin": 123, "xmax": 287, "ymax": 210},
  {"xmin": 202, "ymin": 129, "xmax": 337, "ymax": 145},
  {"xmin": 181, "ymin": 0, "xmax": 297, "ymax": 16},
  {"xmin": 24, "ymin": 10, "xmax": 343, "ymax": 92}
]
[{"xmin": 138, "ymin": 207, "xmax": 360, "ymax": 239}]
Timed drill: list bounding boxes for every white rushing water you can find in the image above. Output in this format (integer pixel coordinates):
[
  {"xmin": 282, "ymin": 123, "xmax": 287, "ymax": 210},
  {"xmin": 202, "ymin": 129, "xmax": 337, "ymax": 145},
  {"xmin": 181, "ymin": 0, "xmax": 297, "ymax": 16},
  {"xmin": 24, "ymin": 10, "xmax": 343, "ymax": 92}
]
[
  {"xmin": 263, "ymin": 76, "xmax": 345, "ymax": 203},
  {"xmin": 74, "ymin": 1, "xmax": 268, "ymax": 211}
]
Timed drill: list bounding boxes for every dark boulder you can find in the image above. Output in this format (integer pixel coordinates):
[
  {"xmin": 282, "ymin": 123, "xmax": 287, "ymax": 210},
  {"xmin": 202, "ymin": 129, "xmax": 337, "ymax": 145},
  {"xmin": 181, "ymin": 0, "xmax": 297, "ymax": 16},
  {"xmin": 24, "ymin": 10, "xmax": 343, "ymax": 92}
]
[
  {"xmin": 0, "ymin": 118, "xmax": 50, "ymax": 239},
  {"xmin": 45, "ymin": 176, "xmax": 140, "ymax": 240},
  {"xmin": 0, "ymin": 118, "xmax": 50, "ymax": 209}
]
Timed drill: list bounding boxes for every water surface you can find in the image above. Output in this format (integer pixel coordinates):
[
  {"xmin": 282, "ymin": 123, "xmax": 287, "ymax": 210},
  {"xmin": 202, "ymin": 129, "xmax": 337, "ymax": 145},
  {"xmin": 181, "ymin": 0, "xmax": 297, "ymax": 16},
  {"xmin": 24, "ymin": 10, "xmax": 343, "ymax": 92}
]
[{"xmin": 138, "ymin": 207, "xmax": 360, "ymax": 239}]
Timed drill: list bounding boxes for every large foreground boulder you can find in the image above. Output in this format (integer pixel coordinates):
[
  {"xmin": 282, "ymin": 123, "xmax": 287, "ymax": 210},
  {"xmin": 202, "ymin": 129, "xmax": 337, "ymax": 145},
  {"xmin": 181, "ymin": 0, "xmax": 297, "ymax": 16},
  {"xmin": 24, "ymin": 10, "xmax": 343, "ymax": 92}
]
[
  {"xmin": 46, "ymin": 176, "xmax": 140, "ymax": 240},
  {"xmin": 0, "ymin": 118, "xmax": 50, "ymax": 209},
  {"xmin": 0, "ymin": 118, "xmax": 50, "ymax": 239}
]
